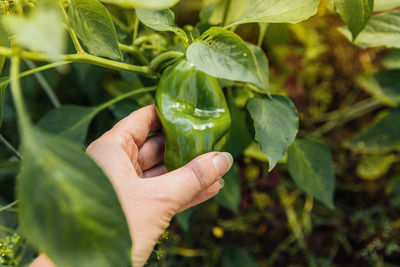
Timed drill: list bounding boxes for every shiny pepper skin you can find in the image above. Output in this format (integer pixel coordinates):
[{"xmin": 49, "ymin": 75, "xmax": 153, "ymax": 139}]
[{"xmin": 155, "ymin": 59, "xmax": 231, "ymax": 171}]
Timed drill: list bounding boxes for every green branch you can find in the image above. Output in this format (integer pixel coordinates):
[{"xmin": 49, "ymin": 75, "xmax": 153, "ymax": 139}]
[
  {"xmin": 10, "ymin": 54, "xmax": 32, "ymax": 139},
  {"xmin": 0, "ymin": 134, "xmax": 21, "ymax": 160},
  {"xmin": 0, "ymin": 200, "xmax": 19, "ymax": 213},
  {"xmin": 0, "ymin": 46, "xmax": 151, "ymax": 75},
  {"xmin": 24, "ymin": 59, "xmax": 61, "ymax": 108},
  {"xmin": 278, "ymin": 184, "xmax": 316, "ymax": 267},
  {"xmin": 150, "ymin": 51, "xmax": 185, "ymax": 72},
  {"xmin": 96, "ymin": 86, "xmax": 157, "ymax": 112},
  {"xmin": 118, "ymin": 43, "xmax": 149, "ymax": 65},
  {"xmin": 0, "ymin": 61, "xmax": 72, "ymax": 88},
  {"xmin": 59, "ymin": 1, "xmax": 85, "ymax": 53}
]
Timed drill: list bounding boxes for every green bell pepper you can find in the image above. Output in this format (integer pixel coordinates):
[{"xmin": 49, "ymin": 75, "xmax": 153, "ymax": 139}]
[{"xmin": 155, "ymin": 59, "xmax": 231, "ymax": 171}]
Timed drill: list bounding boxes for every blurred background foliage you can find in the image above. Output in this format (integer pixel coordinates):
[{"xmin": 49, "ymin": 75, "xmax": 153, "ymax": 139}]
[{"xmin": 1, "ymin": 0, "xmax": 400, "ymax": 266}]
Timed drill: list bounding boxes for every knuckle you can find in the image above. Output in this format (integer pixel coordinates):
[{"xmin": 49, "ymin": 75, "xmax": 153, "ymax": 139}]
[{"xmin": 187, "ymin": 162, "xmax": 208, "ymax": 191}]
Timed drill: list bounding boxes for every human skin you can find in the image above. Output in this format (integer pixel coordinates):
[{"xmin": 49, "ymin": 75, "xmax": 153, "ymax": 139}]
[{"xmin": 30, "ymin": 104, "xmax": 233, "ymax": 267}]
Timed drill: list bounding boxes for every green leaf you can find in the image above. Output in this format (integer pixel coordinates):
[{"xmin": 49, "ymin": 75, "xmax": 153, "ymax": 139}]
[
  {"xmin": 136, "ymin": 8, "xmax": 188, "ymax": 45},
  {"xmin": 200, "ymin": 0, "xmax": 247, "ymax": 25},
  {"xmin": 175, "ymin": 208, "xmax": 193, "ymax": 233},
  {"xmin": 2, "ymin": 6, "xmax": 65, "ymax": 58},
  {"xmin": 287, "ymin": 139, "xmax": 335, "ymax": 209},
  {"xmin": 247, "ymin": 43, "xmax": 269, "ymax": 94},
  {"xmin": 345, "ymin": 107, "xmax": 400, "ymax": 153},
  {"xmin": 37, "ymin": 87, "xmax": 155, "ymax": 144},
  {"xmin": 99, "ymin": 0, "xmax": 180, "ymax": 9},
  {"xmin": 357, "ymin": 70, "xmax": 400, "ymax": 107},
  {"xmin": 247, "ymin": 95, "xmax": 299, "ymax": 171},
  {"xmin": 387, "ymin": 175, "xmax": 400, "ymax": 196},
  {"xmin": 228, "ymin": 0, "xmax": 320, "ymax": 27},
  {"xmin": 187, "ymin": 27, "xmax": 268, "ymax": 94},
  {"xmin": 37, "ymin": 105, "xmax": 99, "ymax": 144},
  {"xmin": 374, "ymin": 0, "xmax": 400, "ymax": 11},
  {"xmin": 18, "ymin": 129, "xmax": 132, "ymax": 267},
  {"xmin": 215, "ymin": 164, "xmax": 241, "ymax": 212},
  {"xmin": 382, "ymin": 49, "xmax": 400, "ymax": 69},
  {"xmin": 221, "ymin": 245, "xmax": 259, "ymax": 267},
  {"xmin": 338, "ymin": 10, "xmax": 400, "ymax": 48},
  {"xmin": 223, "ymin": 90, "xmax": 253, "ymax": 158},
  {"xmin": 357, "ymin": 154, "xmax": 396, "ymax": 180},
  {"xmin": 334, "ymin": 0, "xmax": 374, "ymax": 40},
  {"xmin": 68, "ymin": 0, "xmax": 122, "ymax": 60},
  {"xmin": 387, "ymin": 175, "xmax": 400, "ymax": 207}
]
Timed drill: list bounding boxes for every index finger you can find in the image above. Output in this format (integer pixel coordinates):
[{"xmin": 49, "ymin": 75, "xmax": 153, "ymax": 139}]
[{"xmin": 110, "ymin": 104, "xmax": 161, "ymax": 147}]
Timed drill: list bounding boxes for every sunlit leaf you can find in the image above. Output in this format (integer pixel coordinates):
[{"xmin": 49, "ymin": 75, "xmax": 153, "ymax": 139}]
[
  {"xmin": 228, "ymin": 0, "xmax": 319, "ymax": 27},
  {"xmin": 136, "ymin": 8, "xmax": 188, "ymax": 44},
  {"xmin": 247, "ymin": 43, "xmax": 269, "ymax": 94},
  {"xmin": 100, "ymin": 0, "xmax": 180, "ymax": 9},
  {"xmin": 2, "ymin": 6, "xmax": 65, "ymax": 58},
  {"xmin": 68, "ymin": 0, "xmax": 122, "ymax": 60},
  {"xmin": 338, "ymin": 10, "xmax": 400, "ymax": 48},
  {"xmin": 374, "ymin": 0, "xmax": 400, "ymax": 11},
  {"xmin": 187, "ymin": 27, "xmax": 268, "ymax": 94}
]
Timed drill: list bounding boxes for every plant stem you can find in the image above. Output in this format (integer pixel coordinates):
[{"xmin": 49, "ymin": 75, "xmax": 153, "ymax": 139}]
[
  {"xmin": 118, "ymin": 43, "xmax": 149, "ymax": 65},
  {"xmin": 10, "ymin": 54, "xmax": 32, "ymax": 137},
  {"xmin": 0, "ymin": 134, "xmax": 21, "ymax": 160},
  {"xmin": 24, "ymin": 59, "xmax": 61, "ymax": 108},
  {"xmin": 59, "ymin": 2, "xmax": 85, "ymax": 53},
  {"xmin": 278, "ymin": 184, "xmax": 317, "ymax": 267},
  {"xmin": 110, "ymin": 12, "xmax": 131, "ymax": 33},
  {"xmin": 96, "ymin": 86, "xmax": 156, "ymax": 112},
  {"xmin": 0, "ymin": 46, "xmax": 151, "ymax": 75},
  {"xmin": 132, "ymin": 15, "xmax": 140, "ymax": 45},
  {"xmin": 309, "ymin": 98, "xmax": 383, "ymax": 138},
  {"xmin": 258, "ymin": 23, "xmax": 268, "ymax": 47},
  {"xmin": 222, "ymin": 0, "xmax": 232, "ymax": 26},
  {"xmin": 0, "ymin": 200, "xmax": 19, "ymax": 213},
  {"xmin": 150, "ymin": 51, "xmax": 185, "ymax": 72},
  {"xmin": 14, "ymin": 0, "xmax": 24, "ymax": 15},
  {"xmin": 0, "ymin": 61, "xmax": 71, "ymax": 88}
]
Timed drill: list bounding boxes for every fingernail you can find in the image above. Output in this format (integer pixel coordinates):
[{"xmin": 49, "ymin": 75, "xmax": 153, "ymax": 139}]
[
  {"xmin": 213, "ymin": 152, "xmax": 233, "ymax": 177},
  {"xmin": 219, "ymin": 178, "xmax": 225, "ymax": 189}
]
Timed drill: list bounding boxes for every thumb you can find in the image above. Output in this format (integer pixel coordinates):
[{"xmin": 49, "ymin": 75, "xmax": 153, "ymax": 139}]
[{"xmin": 158, "ymin": 152, "xmax": 233, "ymax": 208}]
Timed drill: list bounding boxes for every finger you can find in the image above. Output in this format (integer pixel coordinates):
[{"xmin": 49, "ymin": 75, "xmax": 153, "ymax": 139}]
[
  {"xmin": 86, "ymin": 134, "xmax": 138, "ymax": 181},
  {"xmin": 156, "ymin": 152, "xmax": 233, "ymax": 208},
  {"xmin": 179, "ymin": 180, "xmax": 222, "ymax": 212},
  {"xmin": 143, "ymin": 164, "xmax": 168, "ymax": 178},
  {"xmin": 30, "ymin": 255, "xmax": 56, "ymax": 267},
  {"xmin": 138, "ymin": 134, "xmax": 165, "ymax": 171},
  {"xmin": 110, "ymin": 104, "xmax": 161, "ymax": 147}
]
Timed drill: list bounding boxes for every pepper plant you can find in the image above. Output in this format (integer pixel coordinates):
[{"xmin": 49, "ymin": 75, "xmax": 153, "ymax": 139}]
[{"xmin": 0, "ymin": 0, "xmax": 399, "ymax": 266}]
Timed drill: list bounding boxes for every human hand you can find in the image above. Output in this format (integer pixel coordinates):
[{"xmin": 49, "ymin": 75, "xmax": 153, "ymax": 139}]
[{"xmin": 31, "ymin": 104, "xmax": 233, "ymax": 267}]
